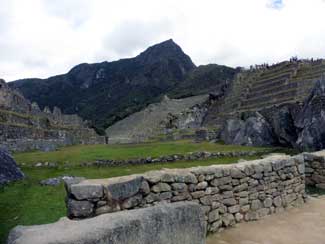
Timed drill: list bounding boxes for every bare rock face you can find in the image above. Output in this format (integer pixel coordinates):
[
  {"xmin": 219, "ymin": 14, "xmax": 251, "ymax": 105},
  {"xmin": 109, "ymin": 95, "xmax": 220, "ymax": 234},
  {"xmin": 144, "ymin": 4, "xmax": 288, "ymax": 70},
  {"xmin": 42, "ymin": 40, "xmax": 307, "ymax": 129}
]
[
  {"xmin": 7, "ymin": 202, "xmax": 206, "ymax": 244},
  {"xmin": 221, "ymin": 112, "xmax": 276, "ymax": 146},
  {"xmin": 267, "ymin": 105, "xmax": 298, "ymax": 148},
  {"xmin": 295, "ymin": 78, "xmax": 325, "ymax": 151},
  {"xmin": 0, "ymin": 149, "xmax": 24, "ymax": 185}
]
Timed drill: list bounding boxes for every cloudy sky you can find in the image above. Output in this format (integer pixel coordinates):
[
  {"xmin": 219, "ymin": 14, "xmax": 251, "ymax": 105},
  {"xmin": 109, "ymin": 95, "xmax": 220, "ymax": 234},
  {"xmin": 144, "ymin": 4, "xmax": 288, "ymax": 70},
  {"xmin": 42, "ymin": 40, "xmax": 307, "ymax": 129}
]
[{"xmin": 1, "ymin": 0, "xmax": 325, "ymax": 81}]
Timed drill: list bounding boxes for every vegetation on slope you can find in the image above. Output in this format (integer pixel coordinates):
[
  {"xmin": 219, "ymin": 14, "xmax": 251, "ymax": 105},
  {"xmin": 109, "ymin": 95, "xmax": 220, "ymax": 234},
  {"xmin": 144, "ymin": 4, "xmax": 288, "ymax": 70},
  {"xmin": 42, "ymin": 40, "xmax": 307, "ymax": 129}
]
[
  {"xmin": 169, "ymin": 64, "xmax": 238, "ymax": 98},
  {"xmin": 9, "ymin": 40, "xmax": 196, "ymax": 132},
  {"xmin": 9, "ymin": 41, "xmax": 236, "ymax": 133}
]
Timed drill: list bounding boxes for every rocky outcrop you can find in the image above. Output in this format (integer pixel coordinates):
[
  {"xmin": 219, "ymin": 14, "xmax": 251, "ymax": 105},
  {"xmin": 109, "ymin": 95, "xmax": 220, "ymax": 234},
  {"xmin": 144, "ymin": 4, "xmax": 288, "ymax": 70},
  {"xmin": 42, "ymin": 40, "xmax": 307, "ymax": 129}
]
[
  {"xmin": 295, "ymin": 78, "xmax": 325, "ymax": 151},
  {"xmin": 0, "ymin": 149, "xmax": 24, "ymax": 185},
  {"xmin": 7, "ymin": 202, "xmax": 206, "ymax": 244},
  {"xmin": 266, "ymin": 105, "xmax": 298, "ymax": 147},
  {"xmin": 220, "ymin": 112, "xmax": 276, "ymax": 146},
  {"xmin": 220, "ymin": 77, "xmax": 325, "ymax": 151}
]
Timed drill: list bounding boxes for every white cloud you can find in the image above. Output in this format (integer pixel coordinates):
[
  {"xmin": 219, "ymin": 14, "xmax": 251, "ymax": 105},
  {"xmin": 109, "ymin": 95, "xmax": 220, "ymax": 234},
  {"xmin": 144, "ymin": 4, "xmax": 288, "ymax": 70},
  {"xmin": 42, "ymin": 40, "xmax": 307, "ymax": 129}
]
[{"xmin": 1, "ymin": 0, "xmax": 325, "ymax": 81}]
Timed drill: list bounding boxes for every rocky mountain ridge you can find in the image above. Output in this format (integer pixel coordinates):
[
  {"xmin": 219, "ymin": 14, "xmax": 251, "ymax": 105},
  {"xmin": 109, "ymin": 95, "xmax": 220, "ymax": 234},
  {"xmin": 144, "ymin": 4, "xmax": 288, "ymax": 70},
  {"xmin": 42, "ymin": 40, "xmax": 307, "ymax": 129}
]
[{"xmin": 9, "ymin": 40, "xmax": 236, "ymax": 133}]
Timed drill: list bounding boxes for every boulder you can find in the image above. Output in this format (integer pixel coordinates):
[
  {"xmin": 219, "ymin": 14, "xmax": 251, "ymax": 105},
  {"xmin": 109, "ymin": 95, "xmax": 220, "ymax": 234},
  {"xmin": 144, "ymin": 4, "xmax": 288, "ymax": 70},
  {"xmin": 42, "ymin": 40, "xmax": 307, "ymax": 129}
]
[
  {"xmin": 0, "ymin": 149, "xmax": 24, "ymax": 185},
  {"xmin": 8, "ymin": 202, "xmax": 206, "ymax": 244},
  {"xmin": 295, "ymin": 78, "xmax": 325, "ymax": 151}
]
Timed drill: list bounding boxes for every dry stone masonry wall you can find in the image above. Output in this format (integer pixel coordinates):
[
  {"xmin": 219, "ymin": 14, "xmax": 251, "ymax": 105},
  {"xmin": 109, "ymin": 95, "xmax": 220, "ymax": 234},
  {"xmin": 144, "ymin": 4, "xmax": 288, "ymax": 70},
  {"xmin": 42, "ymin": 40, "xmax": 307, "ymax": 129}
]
[
  {"xmin": 65, "ymin": 154, "xmax": 306, "ymax": 233},
  {"xmin": 304, "ymin": 151, "xmax": 325, "ymax": 189},
  {"xmin": 80, "ymin": 150, "xmax": 268, "ymax": 168}
]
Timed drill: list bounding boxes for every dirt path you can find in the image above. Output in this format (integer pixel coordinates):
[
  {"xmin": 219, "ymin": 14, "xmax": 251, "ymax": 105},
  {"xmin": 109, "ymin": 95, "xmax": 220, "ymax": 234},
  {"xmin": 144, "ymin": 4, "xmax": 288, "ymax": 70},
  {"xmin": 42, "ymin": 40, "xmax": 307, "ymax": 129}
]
[{"xmin": 207, "ymin": 196, "xmax": 325, "ymax": 244}]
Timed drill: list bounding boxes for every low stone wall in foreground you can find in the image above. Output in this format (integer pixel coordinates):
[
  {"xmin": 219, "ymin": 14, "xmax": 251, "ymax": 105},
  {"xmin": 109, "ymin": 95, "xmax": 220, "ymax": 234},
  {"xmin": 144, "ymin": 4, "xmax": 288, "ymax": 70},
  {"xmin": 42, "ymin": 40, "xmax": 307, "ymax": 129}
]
[
  {"xmin": 8, "ymin": 202, "xmax": 206, "ymax": 244},
  {"xmin": 304, "ymin": 151, "xmax": 325, "ymax": 189},
  {"xmin": 66, "ymin": 154, "xmax": 306, "ymax": 233}
]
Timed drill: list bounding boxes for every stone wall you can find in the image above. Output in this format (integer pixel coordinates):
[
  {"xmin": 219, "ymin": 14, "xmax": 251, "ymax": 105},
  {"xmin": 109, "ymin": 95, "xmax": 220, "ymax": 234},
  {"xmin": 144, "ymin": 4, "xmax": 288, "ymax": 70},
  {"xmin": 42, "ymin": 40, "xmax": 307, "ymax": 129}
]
[
  {"xmin": 80, "ymin": 150, "xmax": 268, "ymax": 168},
  {"xmin": 0, "ymin": 124, "xmax": 105, "ymax": 152},
  {"xmin": 8, "ymin": 202, "xmax": 206, "ymax": 244},
  {"xmin": 65, "ymin": 154, "xmax": 306, "ymax": 233},
  {"xmin": 303, "ymin": 151, "xmax": 325, "ymax": 189}
]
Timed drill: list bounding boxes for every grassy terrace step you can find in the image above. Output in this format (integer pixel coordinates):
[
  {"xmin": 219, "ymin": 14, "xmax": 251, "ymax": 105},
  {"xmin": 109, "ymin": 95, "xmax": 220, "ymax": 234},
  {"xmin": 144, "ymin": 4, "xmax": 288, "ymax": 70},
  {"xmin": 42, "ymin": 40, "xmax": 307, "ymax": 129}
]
[
  {"xmin": 257, "ymin": 68, "xmax": 296, "ymax": 82},
  {"xmin": 294, "ymin": 66, "xmax": 325, "ymax": 78},
  {"xmin": 239, "ymin": 96, "xmax": 296, "ymax": 112},
  {"xmin": 241, "ymin": 88, "xmax": 297, "ymax": 107},
  {"xmin": 251, "ymin": 73, "xmax": 292, "ymax": 88},
  {"xmin": 247, "ymin": 82, "xmax": 298, "ymax": 99},
  {"xmin": 13, "ymin": 140, "xmax": 270, "ymax": 166},
  {"xmin": 292, "ymin": 71, "xmax": 325, "ymax": 81},
  {"xmin": 249, "ymin": 78, "xmax": 288, "ymax": 94}
]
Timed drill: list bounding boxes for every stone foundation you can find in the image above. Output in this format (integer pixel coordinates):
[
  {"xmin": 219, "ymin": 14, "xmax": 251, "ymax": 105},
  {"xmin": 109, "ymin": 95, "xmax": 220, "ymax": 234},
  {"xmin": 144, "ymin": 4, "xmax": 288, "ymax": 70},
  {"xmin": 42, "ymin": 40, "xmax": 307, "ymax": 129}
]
[{"xmin": 65, "ymin": 154, "xmax": 306, "ymax": 233}]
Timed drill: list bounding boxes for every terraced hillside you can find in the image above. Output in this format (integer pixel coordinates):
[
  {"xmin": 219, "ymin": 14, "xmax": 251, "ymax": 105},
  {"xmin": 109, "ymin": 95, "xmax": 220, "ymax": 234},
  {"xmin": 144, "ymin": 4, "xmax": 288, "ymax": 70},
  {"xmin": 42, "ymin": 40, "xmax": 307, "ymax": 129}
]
[
  {"xmin": 204, "ymin": 59, "xmax": 325, "ymax": 129},
  {"xmin": 106, "ymin": 95, "xmax": 210, "ymax": 143}
]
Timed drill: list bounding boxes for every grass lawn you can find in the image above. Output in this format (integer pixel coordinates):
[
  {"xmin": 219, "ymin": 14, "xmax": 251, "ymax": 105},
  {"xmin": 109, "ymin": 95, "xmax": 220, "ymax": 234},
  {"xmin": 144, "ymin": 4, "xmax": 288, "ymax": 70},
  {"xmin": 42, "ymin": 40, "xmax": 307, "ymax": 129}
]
[
  {"xmin": 13, "ymin": 140, "xmax": 270, "ymax": 166},
  {"xmin": 1, "ymin": 140, "xmax": 293, "ymax": 243},
  {"xmin": 0, "ymin": 154, "xmax": 263, "ymax": 243}
]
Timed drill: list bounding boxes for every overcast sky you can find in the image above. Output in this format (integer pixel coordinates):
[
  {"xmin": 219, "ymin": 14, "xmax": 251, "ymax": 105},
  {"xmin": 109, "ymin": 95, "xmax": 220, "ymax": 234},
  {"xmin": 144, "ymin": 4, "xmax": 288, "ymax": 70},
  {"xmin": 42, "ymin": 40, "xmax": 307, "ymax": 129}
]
[{"xmin": 1, "ymin": 0, "xmax": 325, "ymax": 81}]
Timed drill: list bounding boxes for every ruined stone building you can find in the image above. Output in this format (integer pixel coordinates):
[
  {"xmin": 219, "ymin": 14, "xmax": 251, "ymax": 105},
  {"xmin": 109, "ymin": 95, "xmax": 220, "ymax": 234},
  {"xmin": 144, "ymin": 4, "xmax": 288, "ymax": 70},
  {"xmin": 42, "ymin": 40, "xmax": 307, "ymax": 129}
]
[{"xmin": 0, "ymin": 79, "xmax": 105, "ymax": 152}]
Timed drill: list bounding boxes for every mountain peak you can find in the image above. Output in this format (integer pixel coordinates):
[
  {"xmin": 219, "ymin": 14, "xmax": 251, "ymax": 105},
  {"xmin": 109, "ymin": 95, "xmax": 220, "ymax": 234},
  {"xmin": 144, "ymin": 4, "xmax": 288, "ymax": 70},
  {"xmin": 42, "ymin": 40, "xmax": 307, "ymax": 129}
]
[{"xmin": 136, "ymin": 39, "xmax": 196, "ymax": 70}]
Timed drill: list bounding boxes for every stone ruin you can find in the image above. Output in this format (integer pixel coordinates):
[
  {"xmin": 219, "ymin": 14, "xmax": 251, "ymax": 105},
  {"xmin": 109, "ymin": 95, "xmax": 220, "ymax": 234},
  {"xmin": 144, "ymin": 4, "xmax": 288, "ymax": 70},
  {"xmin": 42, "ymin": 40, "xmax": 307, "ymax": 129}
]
[
  {"xmin": 0, "ymin": 79, "xmax": 105, "ymax": 152},
  {"xmin": 10, "ymin": 150, "xmax": 325, "ymax": 244}
]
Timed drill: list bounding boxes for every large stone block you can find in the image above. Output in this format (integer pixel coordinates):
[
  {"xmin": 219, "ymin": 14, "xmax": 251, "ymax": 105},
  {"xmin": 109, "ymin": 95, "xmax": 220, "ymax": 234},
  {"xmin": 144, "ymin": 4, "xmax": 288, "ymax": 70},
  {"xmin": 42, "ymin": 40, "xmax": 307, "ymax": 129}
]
[
  {"xmin": 70, "ymin": 184, "xmax": 103, "ymax": 200},
  {"xmin": 105, "ymin": 176, "xmax": 144, "ymax": 201},
  {"xmin": 76, "ymin": 175, "xmax": 144, "ymax": 202},
  {"xmin": 8, "ymin": 202, "xmax": 206, "ymax": 244}
]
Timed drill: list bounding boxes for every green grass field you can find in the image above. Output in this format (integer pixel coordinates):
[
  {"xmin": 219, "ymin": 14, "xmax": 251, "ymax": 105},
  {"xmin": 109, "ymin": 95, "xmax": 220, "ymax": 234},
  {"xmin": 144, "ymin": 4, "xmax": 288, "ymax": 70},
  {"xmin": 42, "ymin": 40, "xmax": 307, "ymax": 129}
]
[
  {"xmin": 13, "ymin": 140, "xmax": 270, "ymax": 166},
  {"xmin": 0, "ymin": 140, "xmax": 289, "ymax": 243}
]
